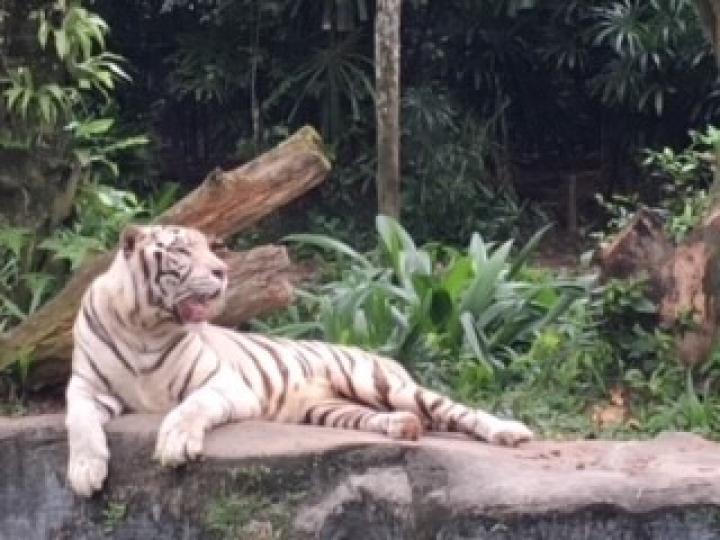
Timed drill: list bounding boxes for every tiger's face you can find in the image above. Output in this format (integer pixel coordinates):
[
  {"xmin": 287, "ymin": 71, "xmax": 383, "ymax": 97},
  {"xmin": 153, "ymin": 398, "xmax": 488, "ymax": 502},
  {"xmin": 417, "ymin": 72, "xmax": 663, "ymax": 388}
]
[{"xmin": 120, "ymin": 224, "xmax": 228, "ymax": 324}]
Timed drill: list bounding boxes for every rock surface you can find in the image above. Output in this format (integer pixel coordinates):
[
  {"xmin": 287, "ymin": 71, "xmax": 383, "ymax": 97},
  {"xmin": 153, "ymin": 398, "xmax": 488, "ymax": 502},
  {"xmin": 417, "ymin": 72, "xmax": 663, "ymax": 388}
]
[{"xmin": 1, "ymin": 414, "xmax": 720, "ymax": 539}]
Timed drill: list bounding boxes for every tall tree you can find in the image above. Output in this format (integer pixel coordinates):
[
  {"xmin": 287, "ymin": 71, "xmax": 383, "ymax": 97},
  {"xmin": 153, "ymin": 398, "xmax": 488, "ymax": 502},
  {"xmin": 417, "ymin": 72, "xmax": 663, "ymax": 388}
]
[
  {"xmin": 696, "ymin": 0, "xmax": 720, "ymax": 60},
  {"xmin": 375, "ymin": 0, "xmax": 401, "ymax": 218},
  {"xmin": 695, "ymin": 0, "xmax": 720, "ymax": 192}
]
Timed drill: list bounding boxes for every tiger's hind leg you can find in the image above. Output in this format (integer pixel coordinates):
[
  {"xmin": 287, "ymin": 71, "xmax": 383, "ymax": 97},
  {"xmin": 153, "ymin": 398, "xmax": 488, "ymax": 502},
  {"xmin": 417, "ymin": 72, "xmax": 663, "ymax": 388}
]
[
  {"xmin": 390, "ymin": 384, "xmax": 533, "ymax": 446},
  {"xmin": 358, "ymin": 353, "xmax": 532, "ymax": 445},
  {"xmin": 302, "ymin": 398, "xmax": 423, "ymax": 440},
  {"xmin": 298, "ymin": 342, "xmax": 530, "ymax": 445}
]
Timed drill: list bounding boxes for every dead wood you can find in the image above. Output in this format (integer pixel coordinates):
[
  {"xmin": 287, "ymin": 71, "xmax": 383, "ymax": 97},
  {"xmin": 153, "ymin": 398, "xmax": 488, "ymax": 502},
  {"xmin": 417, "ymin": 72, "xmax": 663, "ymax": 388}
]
[{"xmin": 0, "ymin": 126, "xmax": 330, "ymax": 386}]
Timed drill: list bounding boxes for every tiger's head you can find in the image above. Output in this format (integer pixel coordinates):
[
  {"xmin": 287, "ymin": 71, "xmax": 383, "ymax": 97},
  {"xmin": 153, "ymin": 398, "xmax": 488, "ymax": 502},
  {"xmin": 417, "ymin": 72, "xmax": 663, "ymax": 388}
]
[{"xmin": 118, "ymin": 224, "xmax": 228, "ymax": 325}]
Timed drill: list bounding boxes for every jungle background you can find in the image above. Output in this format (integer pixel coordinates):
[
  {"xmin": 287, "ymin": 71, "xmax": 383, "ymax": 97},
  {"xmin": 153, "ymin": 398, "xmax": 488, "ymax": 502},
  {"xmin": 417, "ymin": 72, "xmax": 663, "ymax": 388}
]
[{"xmin": 3, "ymin": 0, "xmax": 720, "ymax": 439}]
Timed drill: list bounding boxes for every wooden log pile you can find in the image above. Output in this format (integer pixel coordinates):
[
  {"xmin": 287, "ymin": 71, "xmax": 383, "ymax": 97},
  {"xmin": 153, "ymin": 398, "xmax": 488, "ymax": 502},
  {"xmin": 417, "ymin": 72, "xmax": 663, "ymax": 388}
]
[{"xmin": 0, "ymin": 126, "xmax": 331, "ymax": 387}]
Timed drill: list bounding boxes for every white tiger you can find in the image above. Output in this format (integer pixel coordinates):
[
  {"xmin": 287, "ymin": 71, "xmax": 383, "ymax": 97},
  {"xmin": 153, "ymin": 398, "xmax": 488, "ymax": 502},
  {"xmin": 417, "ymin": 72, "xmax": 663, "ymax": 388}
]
[{"xmin": 66, "ymin": 224, "xmax": 533, "ymax": 497}]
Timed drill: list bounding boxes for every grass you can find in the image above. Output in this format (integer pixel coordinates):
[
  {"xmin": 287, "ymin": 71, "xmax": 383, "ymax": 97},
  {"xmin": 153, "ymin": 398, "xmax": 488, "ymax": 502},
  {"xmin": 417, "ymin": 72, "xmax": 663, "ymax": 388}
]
[{"xmin": 204, "ymin": 465, "xmax": 306, "ymax": 540}]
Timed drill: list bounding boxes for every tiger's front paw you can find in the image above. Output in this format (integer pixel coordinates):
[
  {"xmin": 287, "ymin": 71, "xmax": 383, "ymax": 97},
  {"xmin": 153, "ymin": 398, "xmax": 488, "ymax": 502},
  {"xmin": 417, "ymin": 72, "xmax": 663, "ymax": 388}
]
[
  {"xmin": 487, "ymin": 419, "xmax": 533, "ymax": 447},
  {"xmin": 154, "ymin": 411, "xmax": 206, "ymax": 467},
  {"xmin": 68, "ymin": 453, "xmax": 108, "ymax": 497}
]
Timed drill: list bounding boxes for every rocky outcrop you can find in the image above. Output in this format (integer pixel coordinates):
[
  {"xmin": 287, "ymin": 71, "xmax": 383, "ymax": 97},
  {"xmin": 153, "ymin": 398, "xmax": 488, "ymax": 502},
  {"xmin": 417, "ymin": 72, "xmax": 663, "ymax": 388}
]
[{"xmin": 1, "ymin": 414, "xmax": 720, "ymax": 539}]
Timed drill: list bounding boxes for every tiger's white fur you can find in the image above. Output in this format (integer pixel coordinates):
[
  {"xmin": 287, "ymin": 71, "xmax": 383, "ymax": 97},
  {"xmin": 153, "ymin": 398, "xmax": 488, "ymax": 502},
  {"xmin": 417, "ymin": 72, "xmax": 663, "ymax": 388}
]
[{"xmin": 66, "ymin": 224, "xmax": 533, "ymax": 497}]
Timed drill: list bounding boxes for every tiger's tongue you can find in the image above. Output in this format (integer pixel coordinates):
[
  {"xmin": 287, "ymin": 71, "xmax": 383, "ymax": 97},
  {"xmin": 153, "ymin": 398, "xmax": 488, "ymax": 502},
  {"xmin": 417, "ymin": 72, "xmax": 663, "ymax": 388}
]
[{"xmin": 177, "ymin": 298, "xmax": 211, "ymax": 323}]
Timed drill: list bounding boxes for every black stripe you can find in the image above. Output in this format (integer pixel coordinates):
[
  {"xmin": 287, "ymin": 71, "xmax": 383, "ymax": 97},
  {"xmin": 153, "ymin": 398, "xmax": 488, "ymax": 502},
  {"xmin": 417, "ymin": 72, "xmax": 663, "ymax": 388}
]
[
  {"xmin": 317, "ymin": 407, "xmax": 333, "ymax": 425},
  {"xmin": 83, "ymin": 293, "xmax": 136, "ymax": 375},
  {"xmin": 153, "ymin": 251, "xmax": 165, "ymax": 290},
  {"xmin": 129, "ymin": 270, "xmax": 141, "ymax": 320},
  {"xmin": 333, "ymin": 410, "xmax": 352, "ymax": 427},
  {"xmin": 176, "ymin": 349, "xmax": 202, "ymax": 401},
  {"xmin": 77, "ymin": 340, "xmax": 112, "ymax": 392},
  {"xmin": 228, "ymin": 334, "xmax": 272, "ymax": 414},
  {"xmin": 194, "ymin": 361, "xmax": 220, "ymax": 391},
  {"xmin": 414, "ymin": 389, "xmax": 433, "ymax": 421},
  {"xmin": 372, "ymin": 361, "xmax": 392, "ymax": 410},
  {"xmin": 111, "ymin": 305, "xmax": 128, "ymax": 329},
  {"xmin": 94, "ymin": 397, "xmax": 116, "ymax": 418},
  {"xmin": 288, "ymin": 342, "xmax": 312, "ymax": 379},
  {"xmin": 352, "ymin": 413, "xmax": 366, "ymax": 429},
  {"xmin": 245, "ymin": 335, "xmax": 288, "ymax": 419},
  {"xmin": 141, "ymin": 334, "xmax": 188, "ymax": 374},
  {"xmin": 297, "ymin": 341, "xmax": 328, "ymax": 378},
  {"xmin": 141, "ymin": 252, "xmax": 159, "ymax": 306},
  {"xmin": 75, "ymin": 341, "xmax": 130, "ymax": 412},
  {"xmin": 318, "ymin": 344, "xmax": 359, "ymax": 401},
  {"xmin": 303, "ymin": 405, "xmax": 318, "ymax": 424},
  {"xmin": 429, "ymin": 397, "xmax": 444, "ymax": 412}
]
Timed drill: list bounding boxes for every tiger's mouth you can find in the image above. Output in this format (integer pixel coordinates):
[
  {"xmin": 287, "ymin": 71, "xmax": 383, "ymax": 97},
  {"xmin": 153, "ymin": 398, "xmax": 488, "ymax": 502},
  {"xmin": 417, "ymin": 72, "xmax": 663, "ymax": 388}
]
[{"xmin": 175, "ymin": 292, "xmax": 220, "ymax": 323}]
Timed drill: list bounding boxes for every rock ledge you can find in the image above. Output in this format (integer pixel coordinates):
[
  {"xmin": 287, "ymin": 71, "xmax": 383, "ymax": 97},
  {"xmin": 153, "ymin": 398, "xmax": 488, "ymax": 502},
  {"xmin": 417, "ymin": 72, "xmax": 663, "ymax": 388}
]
[{"xmin": 1, "ymin": 414, "xmax": 719, "ymax": 539}]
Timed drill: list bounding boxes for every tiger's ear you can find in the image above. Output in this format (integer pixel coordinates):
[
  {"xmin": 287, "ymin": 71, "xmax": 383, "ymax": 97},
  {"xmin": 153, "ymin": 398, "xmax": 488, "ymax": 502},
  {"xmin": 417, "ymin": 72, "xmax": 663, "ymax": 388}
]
[{"xmin": 120, "ymin": 224, "xmax": 145, "ymax": 259}]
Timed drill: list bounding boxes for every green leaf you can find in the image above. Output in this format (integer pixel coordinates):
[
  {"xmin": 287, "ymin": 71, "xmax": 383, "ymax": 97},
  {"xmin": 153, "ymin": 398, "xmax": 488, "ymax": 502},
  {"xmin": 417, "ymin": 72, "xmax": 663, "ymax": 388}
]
[
  {"xmin": 98, "ymin": 135, "xmax": 149, "ymax": 154},
  {"xmin": 282, "ymin": 233, "xmax": 372, "ymax": 268},
  {"xmin": 509, "ymin": 223, "xmax": 552, "ymax": 278},
  {"xmin": 37, "ymin": 19, "xmax": 50, "ymax": 49},
  {"xmin": 37, "ymin": 93, "xmax": 53, "ymax": 125},
  {"xmin": 77, "ymin": 118, "xmax": 114, "ymax": 136},
  {"xmin": 0, "ymin": 227, "xmax": 32, "ymax": 258},
  {"xmin": 460, "ymin": 311, "xmax": 502, "ymax": 370},
  {"xmin": 53, "ymin": 29, "xmax": 68, "ymax": 59},
  {"xmin": 0, "ymin": 293, "xmax": 28, "ymax": 321},
  {"xmin": 376, "ymin": 215, "xmax": 420, "ymax": 276},
  {"xmin": 460, "ymin": 240, "xmax": 512, "ymax": 317},
  {"xmin": 442, "ymin": 255, "xmax": 474, "ymax": 300}
]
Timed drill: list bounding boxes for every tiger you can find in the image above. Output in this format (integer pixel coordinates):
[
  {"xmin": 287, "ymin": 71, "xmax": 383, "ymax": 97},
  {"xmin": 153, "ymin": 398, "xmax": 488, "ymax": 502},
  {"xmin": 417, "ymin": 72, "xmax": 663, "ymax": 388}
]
[{"xmin": 65, "ymin": 224, "xmax": 533, "ymax": 497}]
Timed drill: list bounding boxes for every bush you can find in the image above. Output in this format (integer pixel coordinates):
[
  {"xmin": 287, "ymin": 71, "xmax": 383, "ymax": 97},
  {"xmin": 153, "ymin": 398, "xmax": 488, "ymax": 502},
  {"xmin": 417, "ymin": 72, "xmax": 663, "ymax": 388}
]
[{"xmin": 259, "ymin": 216, "xmax": 585, "ymax": 386}]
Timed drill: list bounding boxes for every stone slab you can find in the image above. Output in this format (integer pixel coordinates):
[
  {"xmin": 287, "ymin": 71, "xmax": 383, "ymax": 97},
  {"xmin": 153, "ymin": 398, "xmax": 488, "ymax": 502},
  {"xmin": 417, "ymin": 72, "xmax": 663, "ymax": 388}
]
[{"xmin": 1, "ymin": 414, "xmax": 719, "ymax": 539}]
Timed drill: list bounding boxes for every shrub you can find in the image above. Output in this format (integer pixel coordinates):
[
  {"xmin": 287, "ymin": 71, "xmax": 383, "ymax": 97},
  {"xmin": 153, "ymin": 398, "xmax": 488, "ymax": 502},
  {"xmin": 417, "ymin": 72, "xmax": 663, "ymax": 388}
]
[{"xmin": 261, "ymin": 216, "xmax": 585, "ymax": 386}]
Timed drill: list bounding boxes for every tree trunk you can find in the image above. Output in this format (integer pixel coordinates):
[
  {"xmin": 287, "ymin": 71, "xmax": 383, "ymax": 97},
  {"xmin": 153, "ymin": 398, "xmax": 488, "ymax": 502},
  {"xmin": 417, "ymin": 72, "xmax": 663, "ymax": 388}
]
[
  {"xmin": 375, "ymin": 0, "xmax": 402, "ymax": 219},
  {"xmin": 614, "ymin": 1, "xmax": 720, "ymax": 364},
  {"xmin": 597, "ymin": 208, "xmax": 720, "ymax": 367},
  {"xmin": 695, "ymin": 0, "xmax": 720, "ymax": 62},
  {"xmin": 0, "ymin": 126, "xmax": 330, "ymax": 387}
]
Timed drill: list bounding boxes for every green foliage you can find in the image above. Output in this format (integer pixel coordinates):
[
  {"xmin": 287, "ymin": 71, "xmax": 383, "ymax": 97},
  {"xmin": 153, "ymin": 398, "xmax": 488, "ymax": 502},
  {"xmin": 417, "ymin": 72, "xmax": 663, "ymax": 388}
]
[
  {"xmin": 584, "ymin": 0, "xmax": 707, "ymax": 116},
  {"xmin": 272, "ymin": 217, "xmax": 584, "ymax": 382},
  {"xmin": 101, "ymin": 501, "xmax": 127, "ymax": 535},
  {"xmin": 1, "ymin": 0, "xmax": 129, "ymax": 147},
  {"xmin": 641, "ymin": 125, "xmax": 719, "ymax": 241},
  {"xmin": 400, "ymin": 87, "xmax": 547, "ymax": 244},
  {"xmin": 597, "ymin": 124, "xmax": 718, "ymax": 243},
  {"xmin": 0, "ymin": 181, "xmax": 177, "ymax": 331}
]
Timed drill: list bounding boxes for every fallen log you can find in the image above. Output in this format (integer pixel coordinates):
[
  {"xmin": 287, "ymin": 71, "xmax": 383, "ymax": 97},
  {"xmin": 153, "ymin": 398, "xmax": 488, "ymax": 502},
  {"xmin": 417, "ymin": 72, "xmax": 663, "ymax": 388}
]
[
  {"xmin": 0, "ymin": 126, "xmax": 330, "ymax": 387},
  {"xmin": 597, "ymin": 207, "xmax": 720, "ymax": 366}
]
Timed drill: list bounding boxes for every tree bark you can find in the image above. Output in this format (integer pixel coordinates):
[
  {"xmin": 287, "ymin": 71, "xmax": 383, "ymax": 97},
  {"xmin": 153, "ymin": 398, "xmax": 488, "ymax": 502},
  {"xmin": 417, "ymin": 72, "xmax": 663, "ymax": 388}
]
[
  {"xmin": 597, "ymin": 208, "xmax": 720, "ymax": 367},
  {"xmin": 695, "ymin": 0, "xmax": 720, "ymax": 62},
  {"xmin": 0, "ymin": 126, "xmax": 330, "ymax": 386},
  {"xmin": 375, "ymin": 0, "xmax": 402, "ymax": 219},
  {"xmin": 155, "ymin": 125, "xmax": 330, "ymax": 236}
]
